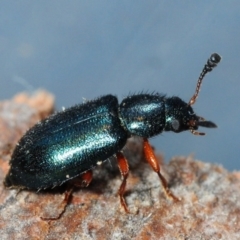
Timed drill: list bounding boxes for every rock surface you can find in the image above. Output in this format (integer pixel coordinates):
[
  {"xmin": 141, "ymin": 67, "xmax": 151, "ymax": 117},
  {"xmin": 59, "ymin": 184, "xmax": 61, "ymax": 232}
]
[{"xmin": 0, "ymin": 91, "xmax": 239, "ymax": 240}]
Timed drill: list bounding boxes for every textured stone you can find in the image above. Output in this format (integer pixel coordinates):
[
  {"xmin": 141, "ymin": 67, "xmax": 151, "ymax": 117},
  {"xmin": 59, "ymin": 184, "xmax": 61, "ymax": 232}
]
[{"xmin": 0, "ymin": 91, "xmax": 239, "ymax": 240}]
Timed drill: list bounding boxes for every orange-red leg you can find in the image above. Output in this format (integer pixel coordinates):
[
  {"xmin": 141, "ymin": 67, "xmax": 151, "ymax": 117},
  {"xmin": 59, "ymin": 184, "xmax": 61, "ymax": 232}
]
[
  {"xmin": 80, "ymin": 170, "xmax": 93, "ymax": 187},
  {"xmin": 143, "ymin": 138, "xmax": 179, "ymax": 202},
  {"xmin": 116, "ymin": 152, "xmax": 130, "ymax": 213},
  {"xmin": 41, "ymin": 171, "xmax": 93, "ymax": 220},
  {"xmin": 72, "ymin": 170, "xmax": 93, "ymax": 188},
  {"xmin": 41, "ymin": 186, "xmax": 74, "ymax": 221}
]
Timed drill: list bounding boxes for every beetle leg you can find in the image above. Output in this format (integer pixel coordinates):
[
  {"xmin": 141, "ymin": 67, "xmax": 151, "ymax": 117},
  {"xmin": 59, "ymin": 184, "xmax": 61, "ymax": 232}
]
[
  {"xmin": 71, "ymin": 170, "xmax": 93, "ymax": 188},
  {"xmin": 41, "ymin": 186, "xmax": 74, "ymax": 221},
  {"xmin": 143, "ymin": 138, "xmax": 180, "ymax": 202},
  {"xmin": 116, "ymin": 152, "xmax": 130, "ymax": 213},
  {"xmin": 81, "ymin": 170, "xmax": 92, "ymax": 187},
  {"xmin": 81, "ymin": 170, "xmax": 93, "ymax": 187}
]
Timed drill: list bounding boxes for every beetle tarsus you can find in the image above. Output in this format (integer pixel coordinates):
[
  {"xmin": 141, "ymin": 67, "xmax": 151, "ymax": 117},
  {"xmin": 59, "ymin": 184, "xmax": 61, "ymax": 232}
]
[
  {"xmin": 116, "ymin": 152, "xmax": 130, "ymax": 213},
  {"xmin": 41, "ymin": 186, "xmax": 74, "ymax": 221}
]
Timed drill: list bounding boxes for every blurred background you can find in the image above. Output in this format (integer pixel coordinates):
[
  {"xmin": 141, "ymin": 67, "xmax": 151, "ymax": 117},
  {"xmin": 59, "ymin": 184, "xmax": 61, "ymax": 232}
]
[{"xmin": 0, "ymin": 1, "xmax": 239, "ymax": 170}]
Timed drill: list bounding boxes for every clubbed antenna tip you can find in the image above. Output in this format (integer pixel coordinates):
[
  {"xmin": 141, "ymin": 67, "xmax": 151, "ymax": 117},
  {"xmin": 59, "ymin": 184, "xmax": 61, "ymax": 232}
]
[{"xmin": 189, "ymin": 53, "xmax": 221, "ymax": 106}]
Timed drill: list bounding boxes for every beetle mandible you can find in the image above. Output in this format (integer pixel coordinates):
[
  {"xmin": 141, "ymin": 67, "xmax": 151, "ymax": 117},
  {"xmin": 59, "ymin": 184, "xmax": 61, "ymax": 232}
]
[{"xmin": 4, "ymin": 53, "xmax": 221, "ymax": 212}]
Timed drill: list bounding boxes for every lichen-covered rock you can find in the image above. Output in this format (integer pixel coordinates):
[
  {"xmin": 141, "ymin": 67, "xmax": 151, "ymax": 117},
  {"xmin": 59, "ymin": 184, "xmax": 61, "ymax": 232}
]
[{"xmin": 0, "ymin": 91, "xmax": 239, "ymax": 240}]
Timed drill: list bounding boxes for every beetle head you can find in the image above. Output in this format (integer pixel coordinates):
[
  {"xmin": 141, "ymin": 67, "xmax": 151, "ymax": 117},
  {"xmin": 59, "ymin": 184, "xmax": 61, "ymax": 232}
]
[
  {"xmin": 164, "ymin": 97, "xmax": 217, "ymax": 135},
  {"xmin": 164, "ymin": 53, "xmax": 221, "ymax": 135}
]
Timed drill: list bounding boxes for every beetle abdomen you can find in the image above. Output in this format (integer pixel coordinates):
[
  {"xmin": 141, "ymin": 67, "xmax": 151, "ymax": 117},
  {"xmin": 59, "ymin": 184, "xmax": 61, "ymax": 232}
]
[{"xmin": 5, "ymin": 95, "xmax": 128, "ymax": 190}]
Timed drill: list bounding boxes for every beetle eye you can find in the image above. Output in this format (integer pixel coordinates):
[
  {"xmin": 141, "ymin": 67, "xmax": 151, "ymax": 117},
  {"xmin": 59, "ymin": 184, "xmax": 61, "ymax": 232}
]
[
  {"xmin": 188, "ymin": 110, "xmax": 194, "ymax": 115},
  {"xmin": 171, "ymin": 119, "xmax": 180, "ymax": 131}
]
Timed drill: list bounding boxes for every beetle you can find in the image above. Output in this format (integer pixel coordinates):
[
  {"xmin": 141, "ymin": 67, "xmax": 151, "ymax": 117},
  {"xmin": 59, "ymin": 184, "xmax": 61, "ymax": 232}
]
[{"xmin": 4, "ymin": 53, "xmax": 221, "ymax": 212}]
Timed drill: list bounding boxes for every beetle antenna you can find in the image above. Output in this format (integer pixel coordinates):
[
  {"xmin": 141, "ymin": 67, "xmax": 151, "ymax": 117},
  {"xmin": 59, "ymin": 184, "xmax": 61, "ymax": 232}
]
[{"xmin": 189, "ymin": 53, "xmax": 221, "ymax": 106}]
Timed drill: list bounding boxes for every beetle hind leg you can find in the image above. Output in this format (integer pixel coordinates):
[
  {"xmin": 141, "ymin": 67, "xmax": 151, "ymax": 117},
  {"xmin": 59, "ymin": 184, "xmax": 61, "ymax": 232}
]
[
  {"xmin": 80, "ymin": 170, "xmax": 93, "ymax": 187},
  {"xmin": 71, "ymin": 170, "xmax": 93, "ymax": 188},
  {"xmin": 69, "ymin": 170, "xmax": 93, "ymax": 188}
]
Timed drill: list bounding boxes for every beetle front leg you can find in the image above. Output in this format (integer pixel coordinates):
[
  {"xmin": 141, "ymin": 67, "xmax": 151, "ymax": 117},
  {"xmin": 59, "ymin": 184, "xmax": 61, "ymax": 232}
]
[
  {"xmin": 116, "ymin": 152, "xmax": 130, "ymax": 213},
  {"xmin": 143, "ymin": 138, "xmax": 180, "ymax": 202}
]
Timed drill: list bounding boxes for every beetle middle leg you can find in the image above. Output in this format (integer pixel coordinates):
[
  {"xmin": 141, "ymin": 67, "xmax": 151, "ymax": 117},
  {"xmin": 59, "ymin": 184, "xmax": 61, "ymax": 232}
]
[
  {"xmin": 143, "ymin": 138, "xmax": 180, "ymax": 202},
  {"xmin": 116, "ymin": 152, "xmax": 130, "ymax": 213}
]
